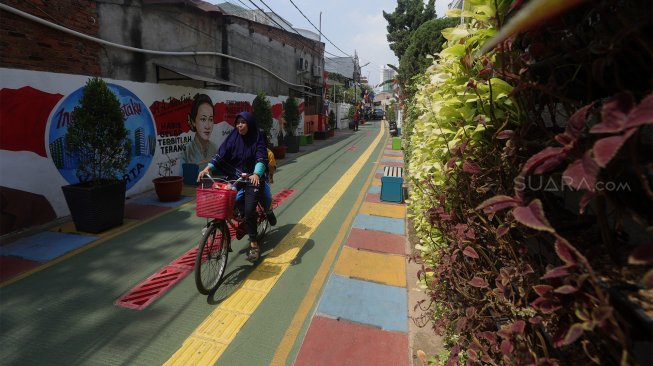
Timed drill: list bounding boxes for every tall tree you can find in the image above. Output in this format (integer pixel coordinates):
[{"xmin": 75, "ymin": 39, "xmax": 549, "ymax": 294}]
[
  {"xmin": 399, "ymin": 17, "xmax": 459, "ymax": 95},
  {"xmin": 383, "ymin": 0, "xmax": 437, "ymax": 59}
]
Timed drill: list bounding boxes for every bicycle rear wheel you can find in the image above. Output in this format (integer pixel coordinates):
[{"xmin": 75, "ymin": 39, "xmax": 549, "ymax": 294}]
[
  {"xmin": 256, "ymin": 204, "xmax": 269, "ymax": 242},
  {"xmin": 195, "ymin": 221, "xmax": 230, "ymax": 294}
]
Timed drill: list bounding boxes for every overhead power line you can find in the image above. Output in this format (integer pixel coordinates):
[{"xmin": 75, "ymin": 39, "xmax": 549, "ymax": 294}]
[{"xmin": 287, "ymin": 0, "xmax": 351, "ymax": 58}]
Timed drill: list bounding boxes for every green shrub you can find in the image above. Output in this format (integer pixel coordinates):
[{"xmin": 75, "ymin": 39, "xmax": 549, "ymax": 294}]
[{"xmin": 66, "ymin": 77, "xmax": 131, "ymax": 185}]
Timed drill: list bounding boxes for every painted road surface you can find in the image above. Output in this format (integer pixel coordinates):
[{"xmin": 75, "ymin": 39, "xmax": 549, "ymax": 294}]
[{"xmin": 0, "ymin": 119, "xmax": 412, "ymax": 365}]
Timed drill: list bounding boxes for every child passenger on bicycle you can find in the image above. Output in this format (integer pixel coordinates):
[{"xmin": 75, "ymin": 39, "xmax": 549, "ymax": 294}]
[{"xmin": 197, "ymin": 112, "xmax": 276, "ymax": 262}]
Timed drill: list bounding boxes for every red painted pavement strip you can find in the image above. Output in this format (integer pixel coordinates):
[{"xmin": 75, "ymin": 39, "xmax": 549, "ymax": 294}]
[
  {"xmin": 345, "ymin": 228, "xmax": 406, "ymax": 255},
  {"xmin": 295, "ymin": 316, "xmax": 408, "ymax": 366},
  {"xmin": 115, "ymin": 189, "xmax": 296, "ymax": 310},
  {"xmin": 0, "ymin": 256, "xmax": 42, "ymax": 282},
  {"xmin": 382, "ymin": 161, "xmax": 404, "ymax": 167},
  {"xmin": 347, "ymin": 145, "xmax": 358, "ymax": 151}
]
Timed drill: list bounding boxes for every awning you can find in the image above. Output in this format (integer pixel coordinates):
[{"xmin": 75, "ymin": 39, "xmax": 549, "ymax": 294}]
[{"xmin": 155, "ymin": 62, "xmax": 241, "ymax": 88}]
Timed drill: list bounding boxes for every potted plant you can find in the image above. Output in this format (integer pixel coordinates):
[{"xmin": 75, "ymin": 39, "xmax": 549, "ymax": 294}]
[
  {"xmin": 153, "ymin": 155, "xmax": 183, "ymax": 202},
  {"xmin": 328, "ymin": 109, "xmax": 336, "ymax": 137},
  {"xmin": 61, "ymin": 77, "xmax": 132, "ymax": 233},
  {"xmin": 252, "ymin": 90, "xmax": 273, "ymax": 141},
  {"xmin": 283, "ymin": 96, "xmax": 301, "ymax": 153}
]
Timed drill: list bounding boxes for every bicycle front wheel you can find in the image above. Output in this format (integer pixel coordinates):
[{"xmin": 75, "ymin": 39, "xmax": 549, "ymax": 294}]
[{"xmin": 195, "ymin": 221, "xmax": 230, "ymax": 294}]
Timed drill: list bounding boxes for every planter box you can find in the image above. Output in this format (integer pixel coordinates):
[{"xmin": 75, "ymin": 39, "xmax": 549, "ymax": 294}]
[
  {"xmin": 392, "ymin": 137, "xmax": 401, "ymax": 150},
  {"xmin": 286, "ymin": 136, "xmax": 300, "ymax": 153},
  {"xmin": 61, "ymin": 180, "xmax": 126, "ymax": 233},
  {"xmin": 306, "ymin": 134, "xmax": 313, "ymax": 144},
  {"xmin": 314, "ymin": 131, "xmax": 328, "ymax": 140}
]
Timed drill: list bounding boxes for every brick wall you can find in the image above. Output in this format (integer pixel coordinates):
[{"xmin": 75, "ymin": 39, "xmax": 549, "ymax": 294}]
[{"xmin": 0, "ymin": 0, "xmax": 101, "ymax": 75}]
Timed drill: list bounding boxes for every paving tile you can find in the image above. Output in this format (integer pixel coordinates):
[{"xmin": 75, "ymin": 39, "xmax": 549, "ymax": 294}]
[
  {"xmin": 317, "ymin": 274, "xmax": 407, "ymax": 332},
  {"xmin": 346, "ymin": 228, "xmax": 405, "ymax": 255},
  {"xmin": 380, "ymin": 161, "xmax": 404, "ymax": 167},
  {"xmin": 0, "ymin": 231, "xmax": 98, "ymax": 262},
  {"xmin": 334, "ymin": 247, "xmax": 406, "ymax": 287},
  {"xmin": 367, "ymin": 186, "xmax": 381, "ymax": 194},
  {"xmin": 359, "ymin": 202, "xmax": 405, "ymax": 219},
  {"xmin": 352, "ymin": 214, "xmax": 405, "ymax": 235},
  {"xmin": 295, "ymin": 316, "xmax": 408, "ymax": 366}
]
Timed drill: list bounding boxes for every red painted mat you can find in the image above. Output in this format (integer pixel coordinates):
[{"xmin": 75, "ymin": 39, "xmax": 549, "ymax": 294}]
[
  {"xmin": 115, "ymin": 189, "xmax": 296, "ymax": 309},
  {"xmin": 295, "ymin": 316, "xmax": 408, "ymax": 366},
  {"xmin": 0, "ymin": 256, "xmax": 42, "ymax": 282},
  {"xmin": 346, "ymin": 228, "xmax": 406, "ymax": 255}
]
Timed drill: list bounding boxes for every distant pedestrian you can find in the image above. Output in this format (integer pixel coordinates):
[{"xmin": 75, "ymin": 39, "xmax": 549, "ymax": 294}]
[{"xmin": 353, "ymin": 110, "xmax": 360, "ymax": 131}]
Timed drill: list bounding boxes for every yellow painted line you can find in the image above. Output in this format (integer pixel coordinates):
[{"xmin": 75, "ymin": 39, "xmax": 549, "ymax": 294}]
[
  {"xmin": 359, "ymin": 202, "xmax": 406, "ymax": 219},
  {"xmin": 270, "ymin": 128, "xmax": 389, "ymax": 366},
  {"xmin": 333, "ymin": 246, "xmax": 406, "ymax": 287},
  {"xmin": 165, "ymin": 121, "xmax": 386, "ymax": 366}
]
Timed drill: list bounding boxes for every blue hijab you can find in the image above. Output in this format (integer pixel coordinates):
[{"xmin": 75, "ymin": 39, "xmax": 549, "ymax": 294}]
[{"xmin": 212, "ymin": 112, "xmax": 268, "ymax": 179}]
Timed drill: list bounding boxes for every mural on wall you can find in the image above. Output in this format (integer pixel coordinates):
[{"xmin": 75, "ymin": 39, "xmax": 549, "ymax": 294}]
[
  {"xmin": 0, "ymin": 68, "xmax": 296, "ymax": 234},
  {"xmin": 46, "ymin": 83, "xmax": 156, "ymax": 190}
]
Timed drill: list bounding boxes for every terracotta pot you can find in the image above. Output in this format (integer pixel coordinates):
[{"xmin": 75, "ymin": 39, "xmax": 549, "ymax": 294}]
[
  {"xmin": 153, "ymin": 176, "xmax": 183, "ymax": 202},
  {"xmin": 271, "ymin": 145, "xmax": 286, "ymax": 159}
]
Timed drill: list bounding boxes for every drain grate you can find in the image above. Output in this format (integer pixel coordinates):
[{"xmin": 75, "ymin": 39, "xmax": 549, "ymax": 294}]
[
  {"xmin": 169, "ymin": 247, "xmax": 198, "ymax": 270},
  {"xmin": 115, "ymin": 188, "xmax": 297, "ymax": 310},
  {"xmin": 271, "ymin": 188, "xmax": 296, "ymax": 208},
  {"xmin": 115, "ymin": 266, "xmax": 191, "ymax": 310}
]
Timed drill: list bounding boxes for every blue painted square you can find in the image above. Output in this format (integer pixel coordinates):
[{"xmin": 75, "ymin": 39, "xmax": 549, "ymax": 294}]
[
  {"xmin": 368, "ymin": 186, "xmax": 381, "ymax": 194},
  {"xmin": 0, "ymin": 231, "xmax": 98, "ymax": 262},
  {"xmin": 353, "ymin": 214, "xmax": 405, "ymax": 235},
  {"xmin": 317, "ymin": 274, "xmax": 407, "ymax": 332},
  {"xmin": 128, "ymin": 193, "xmax": 193, "ymax": 208}
]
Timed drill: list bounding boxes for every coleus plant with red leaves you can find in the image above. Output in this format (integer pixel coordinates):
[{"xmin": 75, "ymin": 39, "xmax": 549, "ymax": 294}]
[{"xmin": 406, "ymin": 1, "xmax": 652, "ymax": 365}]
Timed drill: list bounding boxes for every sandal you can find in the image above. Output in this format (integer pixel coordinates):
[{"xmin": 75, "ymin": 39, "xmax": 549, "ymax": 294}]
[{"xmin": 246, "ymin": 246, "xmax": 260, "ymax": 262}]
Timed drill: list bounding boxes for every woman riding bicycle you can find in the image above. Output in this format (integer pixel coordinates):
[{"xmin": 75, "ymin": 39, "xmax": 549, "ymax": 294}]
[{"xmin": 197, "ymin": 112, "xmax": 276, "ymax": 262}]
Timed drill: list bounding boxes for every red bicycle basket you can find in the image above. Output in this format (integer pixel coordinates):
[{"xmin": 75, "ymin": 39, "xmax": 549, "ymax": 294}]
[{"xmin": 196, "ymin": 187, "xmax": 237, "ymax": 219}]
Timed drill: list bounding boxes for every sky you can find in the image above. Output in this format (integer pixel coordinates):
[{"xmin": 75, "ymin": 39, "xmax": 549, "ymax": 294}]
[{"xmin": 206, "ymin": 0, "xmax": 451, "ymax": 87}]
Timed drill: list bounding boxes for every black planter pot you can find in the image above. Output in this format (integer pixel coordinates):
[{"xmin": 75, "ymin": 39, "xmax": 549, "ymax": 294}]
[
  {"xmin": 286, "ymin": 135, "xmax": 300, "ymax": 153},
  {"xmin": 61, "ymin": 180, "xmax": 126, "ymax": 233}
]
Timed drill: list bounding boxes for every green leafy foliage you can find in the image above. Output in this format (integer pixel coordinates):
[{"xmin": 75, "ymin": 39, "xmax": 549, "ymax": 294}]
[
  {"xmin": 66, "ymin": 77, "xmax": 131, "ymax": 185},
  {"xmin": 399, "ymin": 17, "xmax": 458, "ymax": 96},
  {"xmin": 404, "ymin": 0, "xmax": 653, "ymax": 364},
  {"xmin": 283, "ymin": 96, "xmax": 300, "ymax": 137},
  {"xmin": 383, "ymin": 0, "xmax": 437, "ymax": 59},
  {"xmin": 252, "ymin": 90, "xmax": 273, "ymax": 139},
  {"xmin": 328, "ymin": 110, "xmax": 336, "ymax": 129}
]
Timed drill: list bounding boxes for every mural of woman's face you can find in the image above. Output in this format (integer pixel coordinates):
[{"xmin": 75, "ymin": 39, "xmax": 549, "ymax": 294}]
[{"xmin": 195, "ymin": 103, "xmax": 214, "ymax": 142}]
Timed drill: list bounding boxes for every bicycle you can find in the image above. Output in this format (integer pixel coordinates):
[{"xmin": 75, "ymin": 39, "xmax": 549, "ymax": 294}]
[{"xmin": 194, "ymin": 173, "xmax": 271, "ymax": 294}]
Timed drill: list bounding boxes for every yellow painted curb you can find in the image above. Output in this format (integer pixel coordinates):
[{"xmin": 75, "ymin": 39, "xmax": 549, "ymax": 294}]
[
  {"xmin": 333, "ymin": 246, "xmax": 406, "ymax": 287},
  {"xmin": 359, "ymin": 202, "xmax": 405, "ymax": 219}
]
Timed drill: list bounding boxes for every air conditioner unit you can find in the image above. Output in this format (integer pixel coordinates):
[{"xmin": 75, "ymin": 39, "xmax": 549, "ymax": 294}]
[
  {"xmin": 298, "ymin": 57, "xmax": 309, "ymax": 71},
  {"xmin": 312, "ymin": 65, "xmax": 322, "ymax": 77}
]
